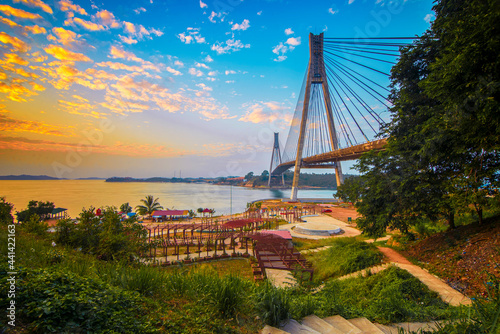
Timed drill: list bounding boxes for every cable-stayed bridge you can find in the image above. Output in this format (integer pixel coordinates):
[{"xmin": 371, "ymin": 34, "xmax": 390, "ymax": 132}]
[{"xmin": 269, "ymin": 33, "xmax": 415, "ymax": 200}]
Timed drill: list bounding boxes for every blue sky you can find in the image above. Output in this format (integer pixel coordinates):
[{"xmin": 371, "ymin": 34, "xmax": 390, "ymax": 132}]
[{"xmin": 0, "ymin": 0, "xmax": 435, "ymax": 178}]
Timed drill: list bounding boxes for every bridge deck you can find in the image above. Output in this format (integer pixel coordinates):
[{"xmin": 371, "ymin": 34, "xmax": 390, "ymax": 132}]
[{"xmin": 271, "ymin": 138, "xmax": 387, "ymax": 175}]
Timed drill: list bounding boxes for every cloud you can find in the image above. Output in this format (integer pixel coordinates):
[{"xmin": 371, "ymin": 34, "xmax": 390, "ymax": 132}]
[
  {"xmin": 285, "ymin": 28, "xmax": 294, "ymax": 35},
  {"xmin": 44, "ymin": 45, "xmax": 92, "ymax": 62},
  {"xmin": 188, "ymin": 67, "xmax": 203, "ymax": 76},
  {"xmin": 109, "ymin": 45, "xmax": 150, "ymax": 65},
  {"xmin": 208, "ymin": 71, "xmax": 218, "ymax": 76},
  {"xmin": 211, "ymin": 39, "xmax": 250, "ymax": 55},
  {"xmin": 94, "ymin": 9, "xmax": 121, "ymax": 28},
  {"xmin": 0, "ymin": 32, "xmax": 29, "ymax": 52},
  {"xmin": 208, "ymin": 11, "xmax": 225, "ymax": 23},
  {"xmin": 24, "ymin": 25, "xmax": 47, "ymax": 34},
  {"xmin": 119, "ymin": 35, "xmax": 138, "ymax": 44},
  {"xmin": 225, "ymin": 70, "xmax": 236, "ymax": 75},
  {"xmin": 200, "ymin": 0, "xmax": 207, "ymax": 8},
  {"xmin": 424, "ymin": 13, "xmax": 435, "ymax": 23},
  {"xmin": 166, "ymin": 66, "xmax": 182, "ymax": 76},
  {"xmin": 0, "ymin": 113, "xmax": 68, "ymax": 136},
  {"xmin": 58, "ymin": 0, "xmax": 87, "ymax": 16},
  {"xmin": 13, "ymin": 0, "xmax": 53, "ymax": 14},
  {"xmin": 196, "ymin": 62, "xmax": 209, "ymax": 69},
  {"xmin": 134, "ymin": 7, "xmax": 146, "ymax": 14},
  {"xmin": 204, "ymin": 55, "xmax": 213, "ymax": 63},
  {"xmin": 0, "ymin": 4, "xmax": 42, "ymax": 20},
  {"xmin": 328, "ymin": 8, "xmax": 338, "ymax": 14},
  {"xmin": 348, "ymin": 0, "xmax": 355, "ymax": 4},
  {"xmin": 0, "ymin": 81, "xmax": 39, "ymax": 102},
  {"xmin": 177, "ymin": 29, "xmax": 206, "ymax": 44},
  {"xmin": 65, "ymin": 17, "xmax": 105, "ymax": 31},
  {"xmin": 47, "ymin": 27, "xmax": 78, "ymax": 46},
  {"xmin": 239, "ymin": 101, "xmax": 291, "ymax": 125},
  {"xmin": 174, "ymin": 60, "xmax": 184, "ymax": 67},
  {"xmin": 285, "ymin": 37, "xmax": 301, "ymax": 46},
  {"xmin": 3, "ymin": 53, "xmax": 29, "ymax": 66},
  {"xmin": 231, "ymin": 19, "xmax": 250, "ymax": 31},
  {"xmin": 257, "ymin": 11, "xmax": 262, "ymax": 15}
]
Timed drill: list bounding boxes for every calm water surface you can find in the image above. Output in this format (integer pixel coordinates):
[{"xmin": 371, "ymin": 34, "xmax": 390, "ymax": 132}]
[{"xmin": 0, "ymin": 180, "xmax": 336, "ymax": 217}]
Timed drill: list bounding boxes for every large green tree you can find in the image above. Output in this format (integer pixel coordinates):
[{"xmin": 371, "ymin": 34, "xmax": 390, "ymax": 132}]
[{"xmin": 351, "ymin": 0, "xmax": 499, "ymax": 235}]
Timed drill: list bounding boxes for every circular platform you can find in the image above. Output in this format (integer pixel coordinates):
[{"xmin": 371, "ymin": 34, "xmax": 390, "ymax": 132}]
[{"xmin": 293, "ymin": 221, "xmax": 342, "ymax": 236}]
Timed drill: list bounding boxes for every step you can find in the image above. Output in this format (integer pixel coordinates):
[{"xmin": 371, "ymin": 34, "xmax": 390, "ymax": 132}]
[
  {"xmin": 281, "ymin": 319, "xmax": 322, "ymax": 334},
  {"xmin": 374, "ymin": 323, "xmax": 399, "ymax": 334},
  {"xmin": 261, "ymin": 325, "xmax": 290, "ymax": 334},
  {"xmin": 323, "ymin": 315, "xmax": 362, "ymax": 334},
  {"xmin": 302, "ymin": 315, "xmax": 344, "ymax": 334},
  {"xmin": 348, "ymin": 318, "xmax": 385, "ymax": 334}
]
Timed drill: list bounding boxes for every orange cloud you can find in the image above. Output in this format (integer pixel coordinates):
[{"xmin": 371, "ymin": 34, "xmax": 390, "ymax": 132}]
[
  {"xmin": 0, "ymin": 32, "xmax": 29, "ymax": 52},
  {"xmin": 239, "ymin": 101, "xmax": 291, "ymax": 125},
  {"xmin": 0, "ymin": 81, "xmax": 35, "ymax": 102},
  {"xmin": 13, "ymin": 0, "xmax": 53, "ymax": 14},
  {"xmin": 0, "ymin": 4, "xmax": 42, "ymax": 20},
  {"xmin": 93, "ymin": 9, "xmax": 120, "ymax": 28},
  {"xmin": 58, "ymin": 0, "xmax": 87, "ymax": 16},
  {"xmin": 109, "ymin": 45, "xmax": 146, "ymax": 64},
  {"xmin": 0, "ymin": 113, "xmax": 67, "ymax": 136},
  {"xmin": 46, "ymin": 27, "xmax": 78, "ymax": 46},
  {"xmin": 3, "ymin": 53, "xmax": 29, "ymax": 66},
  {"xmin": 24, "ymin": 25, "xmax": 47, "ymax": 34},
  {"xmin": 0, "ymin": 17, "xmax": 20, "ymax": 27},
  {"xmin": 65, "ymin": 17, "xmax": 105, "ymax": 31},
  {"xmin": 44, "ymin": 44, "xmax": 92, "ymax": 62}
]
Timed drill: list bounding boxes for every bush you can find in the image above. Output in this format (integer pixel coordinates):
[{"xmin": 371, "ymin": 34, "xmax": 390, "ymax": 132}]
[
  {"xmin": 0, "ymin": 197, "xmax": 14, "ymax": 225},
  {"xmin": 0, "ymin": 266, "xmax": 158, "ymax": 333},
  {"xmin": 21, "ymin": 214, "xmax": 49, "ymax": 236}
]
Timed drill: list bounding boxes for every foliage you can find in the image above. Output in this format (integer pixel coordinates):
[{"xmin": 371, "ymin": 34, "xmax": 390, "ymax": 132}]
[
  {"xmin": 135, "ymin": 195, "xmax": 163, "ymax": 217},
  {"xmin": 16, "ymin": 200, "xmax": 55, "ymax": 222},
  {"xmin": 21, "ymin": 213, "xmax": 49, "ymax": 236},
  {"xmin": 336, "ymin": 175, "xmax": 364, "ymax": 204},
  {"xmin": 304, "ymin": 237, "xmax": 383, "ymax": 282},
  {"xmin": 55, "ymin": 207, "xmax": 148, "ymax": 262},
  {"xmin": 0, "ymin": 265, "xmax": 158, "ymax": 333},
  {"xmin": 120, "ymin": 202, "xmax": 132, "ymax": 213},
  {"xmin": 351, "ymin": 0, "xmax": 500, "ymax": 236},
  {"xmin": 0, "ymin": 196, "xmax": 14, "ymax": 225},
  {"xmin": 288, "ymin": 266, "xmax": 454, "ymax": 324},
  {"xmin": 255, "ymin": 282, "xmax": 291, "ymax": 327}
]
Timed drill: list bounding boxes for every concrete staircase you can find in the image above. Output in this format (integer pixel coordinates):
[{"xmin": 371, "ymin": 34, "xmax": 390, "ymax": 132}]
[{"xmin": 261, "ymin": 314, "xmax": 442, "ymax": 334}]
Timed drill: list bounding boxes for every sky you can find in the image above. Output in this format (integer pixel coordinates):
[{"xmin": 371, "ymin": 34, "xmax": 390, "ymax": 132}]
[{"xmin": 0, "ymin": 0, "xmax": 435, "ymax": 179}]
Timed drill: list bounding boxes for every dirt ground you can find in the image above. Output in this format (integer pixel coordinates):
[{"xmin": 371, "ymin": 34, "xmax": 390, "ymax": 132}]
[{"xmin": 403, "ymin": 217, "xmax": 500, "ymax": 297}]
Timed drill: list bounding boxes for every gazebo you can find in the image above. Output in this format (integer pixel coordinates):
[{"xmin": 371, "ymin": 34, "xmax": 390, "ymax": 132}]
[{"xmin": 50, "ymin": 208, "xmax": 68, "ymax": 219}]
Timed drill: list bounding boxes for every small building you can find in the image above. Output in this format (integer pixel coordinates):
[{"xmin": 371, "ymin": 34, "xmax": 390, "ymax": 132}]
[
  {"xmin": 50, "ymin": 208, "xmax": 68, "ymax": 220},
  {"xmin": 152, "ymin": 210, "xmax": 189, "ymax": 221}
]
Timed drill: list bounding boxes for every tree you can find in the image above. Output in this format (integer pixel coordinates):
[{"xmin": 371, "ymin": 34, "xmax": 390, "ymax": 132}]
[
  {"xmin": 0, "ymin": 197, "xmax": 14, "ymax": 225},
  {"xmin": 244, "ymin": 172, "xmax": 254, "ymax": 181},
  {"xmin": 135, "ymin": 195, "xmax": 163, "ymax": 218},
  {"xmin": 120, "ymin": 202, "xmax": 132, "ymax": 214},
  {"xmin": 16, "ymin": 200, "xmax": 55, "ymax": 223},
  {"xmin": 353, "ymin": 0, "xmax": 499, "ymax": 234},
  {"xmin": 336, "ymin": 176, "xmax": 365, "ymax": 204},
  {"xmin": 197, "ymin": 207, "xmax": 203, "ymax": 217}
]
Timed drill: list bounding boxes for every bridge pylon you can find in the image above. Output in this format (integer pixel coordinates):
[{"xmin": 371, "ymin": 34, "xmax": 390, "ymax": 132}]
[
  {"xmin": 268, "ymin": 132, "xmax": 285, "ymax": 187},
  {"xmin": 290, "ymin": 32, "xmax": 343, "ymax": 200}
]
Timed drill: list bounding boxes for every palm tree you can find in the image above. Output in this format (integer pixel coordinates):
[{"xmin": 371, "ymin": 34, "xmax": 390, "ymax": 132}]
[
  {"xmin": 135, "ymin": 195, "xmax": 163, "ymax": 218},
  {"xmin": 120, "ymin": 202, "xmax": 132, "ymax": 213}
]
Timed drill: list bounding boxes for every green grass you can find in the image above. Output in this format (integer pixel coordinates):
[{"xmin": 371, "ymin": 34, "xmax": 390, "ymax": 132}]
[
  {"xmin": 304, "ymin": 237, "xmax": 383, "ymax": 282},
  {"xmin": 288, "ymin": 266, "xmax": 458, "ymax": 324}
]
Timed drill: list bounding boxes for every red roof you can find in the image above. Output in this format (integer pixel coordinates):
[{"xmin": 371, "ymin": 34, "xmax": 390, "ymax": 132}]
[
  {"xmin": 152, "ymin": 210, "xmax": 188, "ymax": 216},
  {"xmin": 259, "ymin": 230, "xmax": 292, "ymax": 240},
  {"xmin": 202, "ymin": 208, "xmax": 211, "ymax": 213}
]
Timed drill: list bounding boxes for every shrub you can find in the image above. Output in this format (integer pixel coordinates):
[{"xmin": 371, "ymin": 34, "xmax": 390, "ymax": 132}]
[
  {"xmin": 21, "ymin": 214, "xmax": 49, "ymax": 236},
  {"xmin": 0, "ymin": 197, "xmax": 14, "ymax": 225},
  {"xmin": 0, "ymin": 266, "xmax": 158, "ymax": 333}
]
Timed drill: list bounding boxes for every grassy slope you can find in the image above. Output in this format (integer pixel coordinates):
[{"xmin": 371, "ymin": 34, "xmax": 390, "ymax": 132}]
[{"xmin": 402, "ymin": 216, "xmax": 500, "ymax": 297}]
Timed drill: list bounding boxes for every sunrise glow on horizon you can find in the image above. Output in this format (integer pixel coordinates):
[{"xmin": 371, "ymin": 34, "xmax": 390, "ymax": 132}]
[{"xmin": 0, "ymin": 0, "xmax": 435, "ymax": 179}]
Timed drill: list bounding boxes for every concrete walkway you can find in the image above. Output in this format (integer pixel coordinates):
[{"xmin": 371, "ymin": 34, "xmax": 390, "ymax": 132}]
[{"xmin": 279, "ymin": 214, "xmax": 361, "ymax": 239}]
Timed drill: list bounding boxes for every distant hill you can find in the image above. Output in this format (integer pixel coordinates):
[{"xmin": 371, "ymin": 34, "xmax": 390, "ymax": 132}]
[
  {"xmin": 76, "ymin": 177, "xmax": 106, "ymax": 180},
  {"xmin": 0, "ymin": 174, "xmax": 63, "ymax": 180}
]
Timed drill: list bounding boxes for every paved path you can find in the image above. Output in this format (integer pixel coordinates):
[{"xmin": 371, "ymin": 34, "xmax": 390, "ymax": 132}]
[
  {"xmin": 279, "ymin": 214, "xmax": 361, "ymax": 239},
  {"xmin": 377, "ymin": 247, "xmax": 472, "ymax": 306}
]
